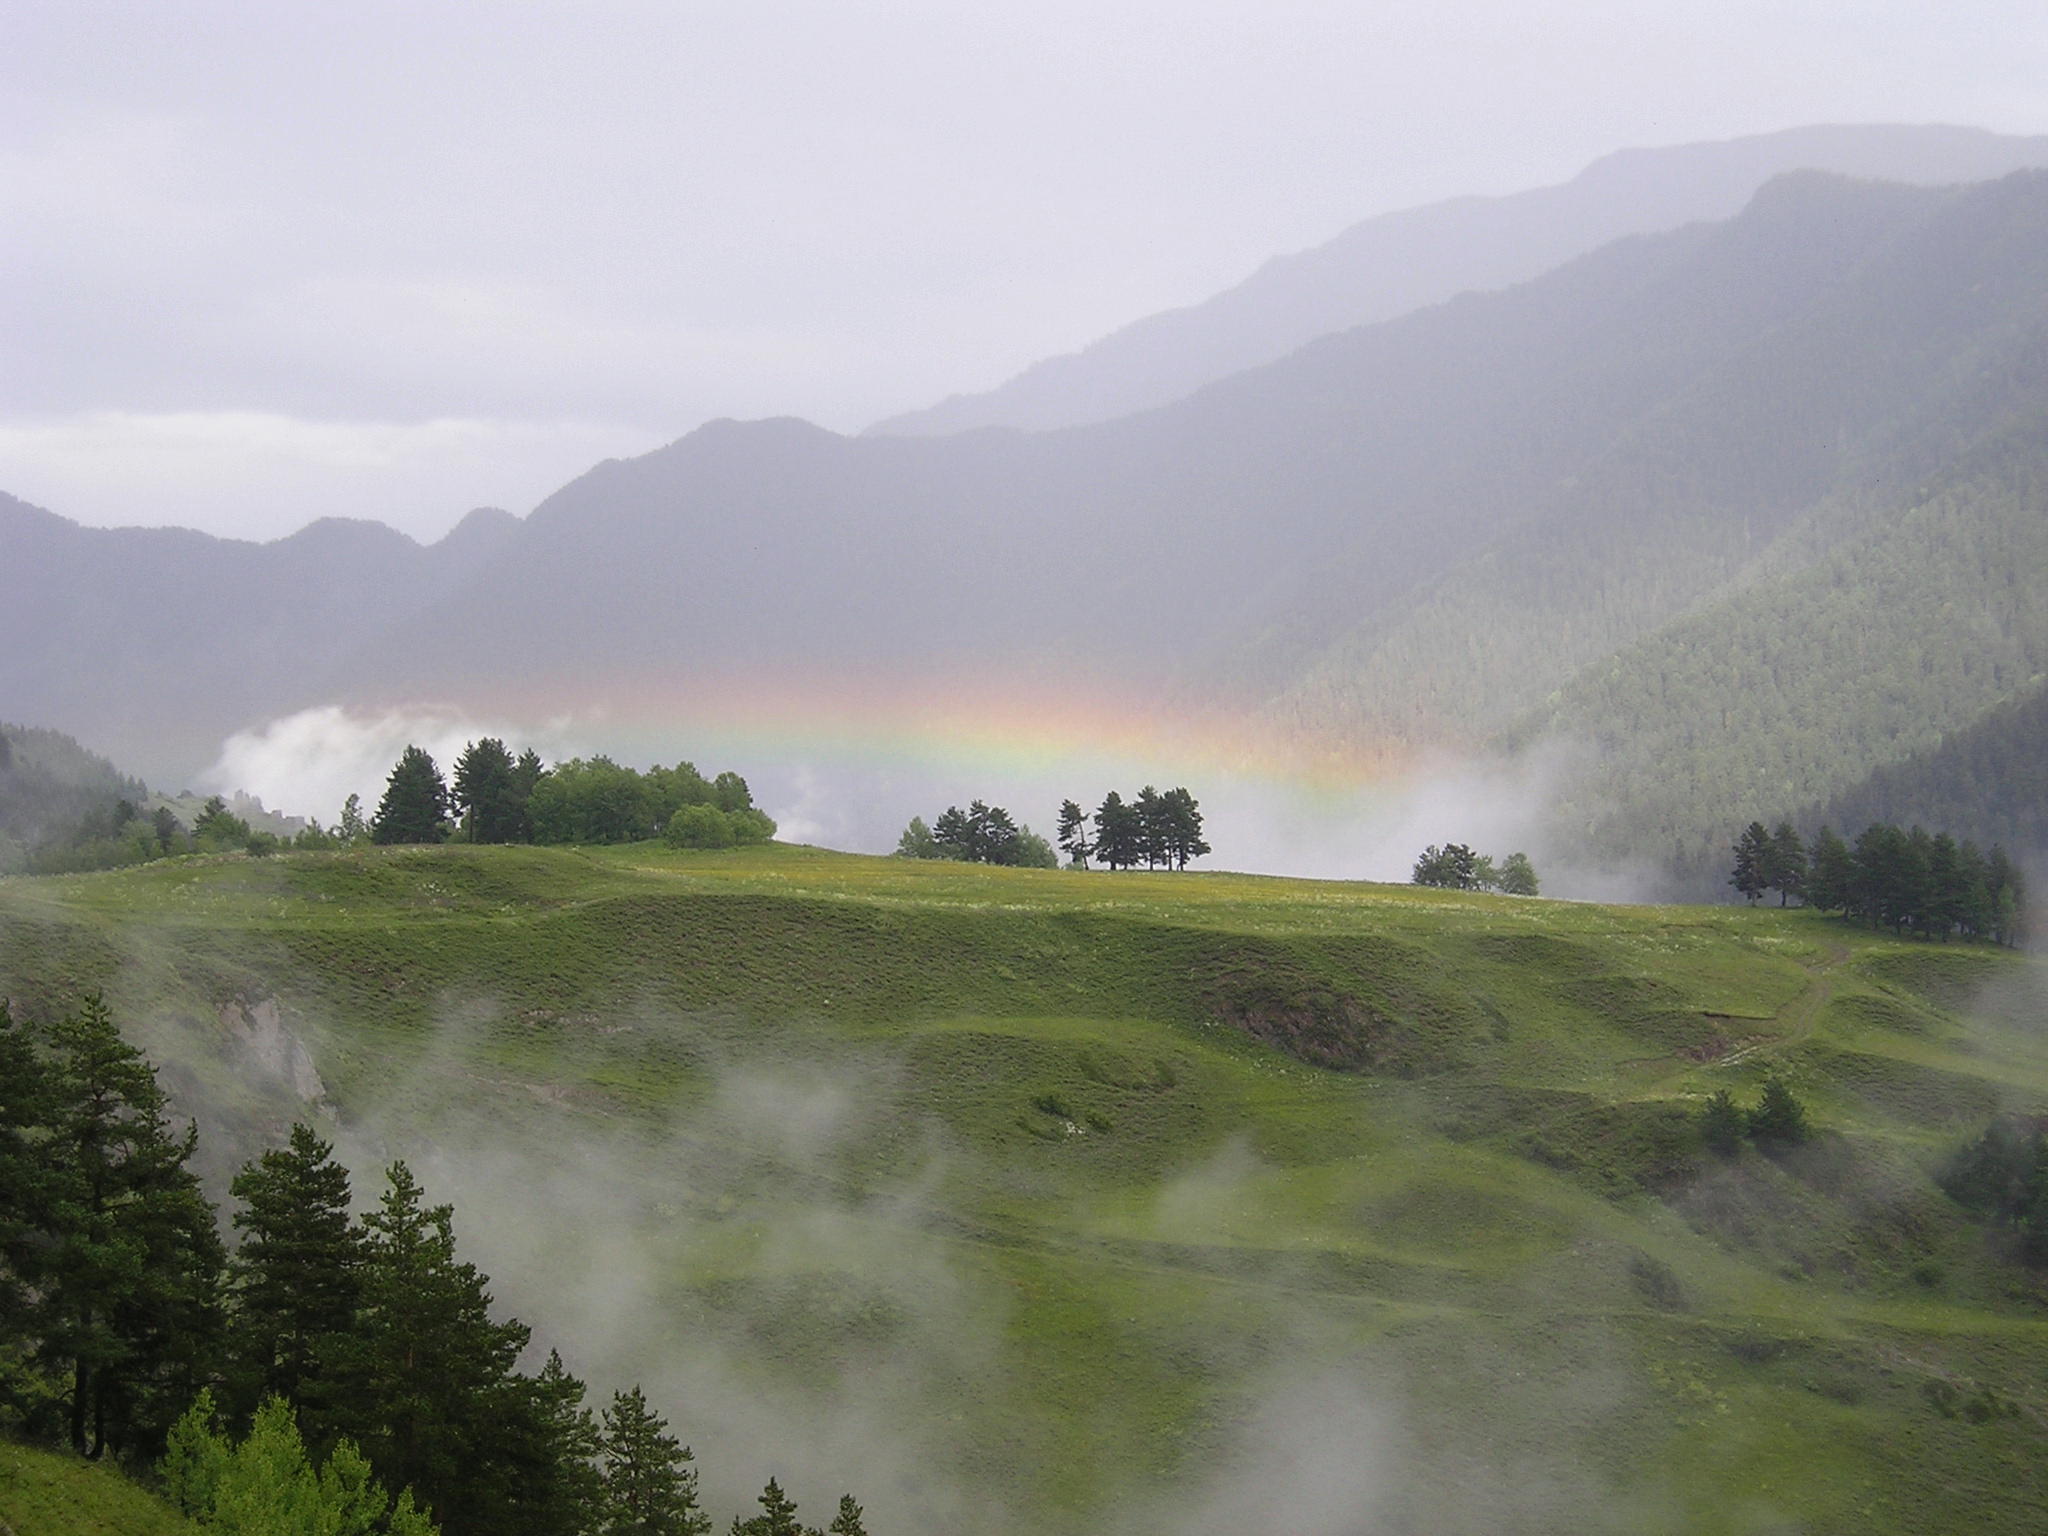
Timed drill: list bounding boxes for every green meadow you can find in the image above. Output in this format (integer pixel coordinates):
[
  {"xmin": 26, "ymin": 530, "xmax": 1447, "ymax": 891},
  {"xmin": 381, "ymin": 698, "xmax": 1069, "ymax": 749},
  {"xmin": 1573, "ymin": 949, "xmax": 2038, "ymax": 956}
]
[{"xmin": 3, "ymin": 843, "xmax": 2045, "ymax": 1535}]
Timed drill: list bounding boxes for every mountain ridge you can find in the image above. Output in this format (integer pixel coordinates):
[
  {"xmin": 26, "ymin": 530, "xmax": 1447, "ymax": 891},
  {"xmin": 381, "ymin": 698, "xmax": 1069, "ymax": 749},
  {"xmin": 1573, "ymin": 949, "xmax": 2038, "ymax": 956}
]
[
  {"xmin": 8, "ymin": 166, "xmax": 2048, "ymax": 880},
  {"xmin": 868, "ymin": 123, "xmax": 2048, "ymax": 438}
]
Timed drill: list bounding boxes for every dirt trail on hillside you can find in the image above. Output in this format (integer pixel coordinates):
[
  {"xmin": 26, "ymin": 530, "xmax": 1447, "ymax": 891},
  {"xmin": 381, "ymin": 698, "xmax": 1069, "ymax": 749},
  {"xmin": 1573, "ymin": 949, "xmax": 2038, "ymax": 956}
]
[{"xmin": 1721, "ymin": 938, "xmax": 1852, "ymax": 1068}]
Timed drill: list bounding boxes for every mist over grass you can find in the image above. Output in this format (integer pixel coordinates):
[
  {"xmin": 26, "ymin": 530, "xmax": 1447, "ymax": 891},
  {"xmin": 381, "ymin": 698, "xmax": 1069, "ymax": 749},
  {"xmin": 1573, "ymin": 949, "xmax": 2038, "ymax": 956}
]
[{"xmin": 11, "ymin": 843, "xmax": 2048, "ymax": 1532}]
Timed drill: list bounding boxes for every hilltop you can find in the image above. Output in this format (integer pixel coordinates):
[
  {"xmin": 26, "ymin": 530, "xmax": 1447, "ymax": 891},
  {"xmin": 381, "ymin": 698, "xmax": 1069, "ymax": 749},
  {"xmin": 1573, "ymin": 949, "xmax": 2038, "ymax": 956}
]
[{"xmin": 2, "ymin": 843, "xmax": 2045, "ymax": 1534}]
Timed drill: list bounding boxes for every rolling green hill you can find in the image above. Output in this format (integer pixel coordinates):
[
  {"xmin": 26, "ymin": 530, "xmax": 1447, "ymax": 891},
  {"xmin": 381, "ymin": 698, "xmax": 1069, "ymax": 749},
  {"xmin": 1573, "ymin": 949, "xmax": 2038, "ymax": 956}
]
[{"xmin": 2, "ymin": 843, "xmax": 2046, "ymax": 1534}]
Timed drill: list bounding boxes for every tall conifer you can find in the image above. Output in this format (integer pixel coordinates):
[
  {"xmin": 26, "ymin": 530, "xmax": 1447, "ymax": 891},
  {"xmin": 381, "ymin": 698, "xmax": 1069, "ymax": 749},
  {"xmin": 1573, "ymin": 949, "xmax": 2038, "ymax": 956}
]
[{"xmin": 225, "ymin": 1123, "xmax": 364, "ymax": 1429}]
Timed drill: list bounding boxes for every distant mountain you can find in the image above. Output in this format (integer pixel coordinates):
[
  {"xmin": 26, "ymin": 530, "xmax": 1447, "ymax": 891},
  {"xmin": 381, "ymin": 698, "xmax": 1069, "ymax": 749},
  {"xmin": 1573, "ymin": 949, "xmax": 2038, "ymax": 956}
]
[
  {"xmin": 869, "ymin": 124, "xmax": 2048, "ymax": 438},
  {"xmin": 9, "ymin": 166, "xmax": 2048, "ymax": 891},
  {"xmin": 0, "ymin": 495, "xmax": 517, "ymax": 781}
]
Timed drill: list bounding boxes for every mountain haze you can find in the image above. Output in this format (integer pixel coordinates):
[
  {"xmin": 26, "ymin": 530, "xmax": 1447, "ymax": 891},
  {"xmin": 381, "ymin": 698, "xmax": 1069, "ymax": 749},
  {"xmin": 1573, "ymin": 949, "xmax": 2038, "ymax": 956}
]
[
  {"xmin": 869, "ymin": 124, "xmax": 2048, "ymax": 438},
  {"xmin": 6, "ymin": 164, "xmax": 2048, "ymax": 880}
]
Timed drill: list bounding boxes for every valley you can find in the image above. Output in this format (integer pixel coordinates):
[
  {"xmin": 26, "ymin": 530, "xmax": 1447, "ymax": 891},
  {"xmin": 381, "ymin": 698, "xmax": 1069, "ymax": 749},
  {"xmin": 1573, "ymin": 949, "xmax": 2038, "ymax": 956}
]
[{"xmin": 3, "ymin": 843, "xmax": 2043, "ymax": 1534}]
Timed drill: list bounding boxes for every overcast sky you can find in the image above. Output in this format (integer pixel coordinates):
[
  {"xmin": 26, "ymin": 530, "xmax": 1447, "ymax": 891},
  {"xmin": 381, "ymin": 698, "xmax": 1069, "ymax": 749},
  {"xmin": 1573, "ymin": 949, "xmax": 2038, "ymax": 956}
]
[{"xmin": 7, "ymin": 0, "xmax": 2048, "ymax": 542}]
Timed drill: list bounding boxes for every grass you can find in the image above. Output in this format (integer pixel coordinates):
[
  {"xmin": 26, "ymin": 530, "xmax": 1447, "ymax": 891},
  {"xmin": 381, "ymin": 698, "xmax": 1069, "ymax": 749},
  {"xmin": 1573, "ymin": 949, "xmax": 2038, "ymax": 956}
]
[
  {"xmin": 2, "ymin": 841, "xmax": 2045, "ymax": 1533},
  {"xmin": 0, "ymin": 1439, "xmax": 193, "ymax": 1535}
]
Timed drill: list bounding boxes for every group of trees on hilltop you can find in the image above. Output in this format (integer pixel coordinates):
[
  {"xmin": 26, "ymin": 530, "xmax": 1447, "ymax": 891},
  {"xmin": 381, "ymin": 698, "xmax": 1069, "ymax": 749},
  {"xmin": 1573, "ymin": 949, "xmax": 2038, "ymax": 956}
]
[
  {"xmin": 1410, "ymin": 844, "xmax": 1539, "ymax": 895},
  {"xmin": 1055, "ymin": 788, "xmax": 1208, "ymax": 871},
  {"xmin": 0, "ymin": 995, "xmax": 872, "ymax": 1536},
  {"xmin": 368, "ymin": 742, "xmax": 775, "ymax": 851},
  {"xmin": 1729, "ymin": 819, "xmax": 2027, "ymax": 944},
  {"xmin": 896, "ymin": 801, "xmax": 1057, "ymax": 867}
]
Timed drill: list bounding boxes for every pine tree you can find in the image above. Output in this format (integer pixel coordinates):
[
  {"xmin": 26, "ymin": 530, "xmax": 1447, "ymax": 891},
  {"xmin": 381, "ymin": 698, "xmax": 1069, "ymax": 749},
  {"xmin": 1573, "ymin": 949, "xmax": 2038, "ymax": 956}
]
[
  {"xmin": 1133, "ymin": 786, "xmax": 1167, "ymax": 869},
  {"xmin": 965, "ymin": 800, "xmax": 1019, "ymax": 864},
  {"xmin": 1159, "ymin": 788, "xmax": 1209, "ymax": 871},
  {"xmin": 371, "ymin": 746, "xmax": 450, "ymax": 845},
  {"xmin": 35, "ymin": 995, "xmax": 224, "ymax": 1459},
  {"xmin": 1700, "ymin": 1090, "xmax": 1745, "ymax": 1155},
  {"xmin": 1766, "ymin": 822, "xmax": 1807, "ymax": 907},
  {"xmin": 501, "ymin": 1351, "xmax": 604, "ymax": 1536},
  {"xmin": 930, "ymin": 806, "xmax": 972, "ymax": 861},
  {"xmin": 827, "ymin": 1495, "xmax": 868, "ymax": 1536},
  {"xmin": 1748, "ymin": 1078, "xmax": 1811, "ymax": 1156},
  {"xmin": 1412, "ymin": 843, "xmax": 1480, "ymax": 889},
  {"xmin": 224, "ymin": 1123, "xmax": 364, "ymax": 1429},
  {"xmin": 1806, "ymin": 826, "xmax": 1854, "ymax": 912},
  {"xmin": 327, "ymin": 1162, "xmax": 530, "ymax": 1534},
  {"xmin": 1729, "ymin": 822, "xmax": 1770, "ymax": 904},
  {"xmin": 600, "ymin": 1385, "xmax": 708, "ymax": 1536},
  {"xmin": 1092, "ymin": 793, "xmax": 1140, "ymax": 871},
  {"xmin": 452, "ymin": 738, "xmax": 520, "ymax": 844},
  {"xmin": 1055, "ymin": 799, "xmax": 1091, "ymax": 870},
  {"xmin": 0, "ymin": 1001, "xmax": 52, "ymax": 1348},
  {"xmin": 1924, "ymin": 833, "xmax": 1964, "ymax": 938},
  {"xmin": 740, "ymin": 1477, "xmax": 803, "ymax": 1536}
]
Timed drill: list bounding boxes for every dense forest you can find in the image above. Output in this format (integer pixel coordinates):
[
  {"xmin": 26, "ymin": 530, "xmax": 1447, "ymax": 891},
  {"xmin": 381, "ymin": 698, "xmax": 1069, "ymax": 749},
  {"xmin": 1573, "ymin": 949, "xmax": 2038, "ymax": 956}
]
[
  {"xmin": 1531, "ymin": 433, "xmax": 2048, "ymax": 887},
  {"xmin": 0, "ymin": 996, "xmax": 870, "ymax": 1535},
  {"xmin": 1802, "ymin": 682, "xmax": 2048, "ymax": 854}
]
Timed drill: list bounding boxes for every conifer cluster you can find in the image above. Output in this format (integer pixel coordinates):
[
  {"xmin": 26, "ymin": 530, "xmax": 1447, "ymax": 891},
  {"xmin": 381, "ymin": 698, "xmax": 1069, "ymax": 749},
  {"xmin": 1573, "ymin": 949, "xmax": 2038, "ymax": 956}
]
[
  {"xmin": 1055, "ymin": 787, "xmax": 1209, "ymax": 871},
  {"xmin": 1728, "ymin": 819, "xmax": 2028, "ymax": 944},
  {"xmin": 0, "ymin": 997, "xmax": 870, "ymax": 1535},
  {"xmin": 363, "ymin": 741, "xmax": 776, "ymax": 850}
]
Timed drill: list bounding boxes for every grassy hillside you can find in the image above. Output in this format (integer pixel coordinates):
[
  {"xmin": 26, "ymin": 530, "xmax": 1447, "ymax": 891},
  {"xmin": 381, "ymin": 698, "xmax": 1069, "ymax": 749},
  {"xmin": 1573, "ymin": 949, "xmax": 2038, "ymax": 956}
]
[
  {"xmin": 0, "ymin": 1438, "xmax": 194, "ymax": 1535},
  {"xmin": 2, "ymin": 843, "xmax": 2046, "ymax": 1534}
]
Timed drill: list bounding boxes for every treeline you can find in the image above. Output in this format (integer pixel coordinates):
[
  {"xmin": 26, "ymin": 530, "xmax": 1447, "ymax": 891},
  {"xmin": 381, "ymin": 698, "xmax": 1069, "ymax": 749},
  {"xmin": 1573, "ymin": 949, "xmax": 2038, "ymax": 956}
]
[
  {"xmin": 358, "ymin": 740, "xmax": 777, "ymax": 851},
  {"xmin": 1056, "ymin": 788, "xmax": 1208, "ymax": 871},
  {"xmin": 0, "ymin": 996, "xmax": 868, "ymax": 1536},
  {"xmin": 895, "ymin": 787, "xmax": 1210, "ymax": 872},
  {"xmin": 896, "ymin": 801, "xmax": 1056, "ymax": 867},
  {"xmin": 1729, "ymin": 819, "xmax": 2028, "ymax": 945}
]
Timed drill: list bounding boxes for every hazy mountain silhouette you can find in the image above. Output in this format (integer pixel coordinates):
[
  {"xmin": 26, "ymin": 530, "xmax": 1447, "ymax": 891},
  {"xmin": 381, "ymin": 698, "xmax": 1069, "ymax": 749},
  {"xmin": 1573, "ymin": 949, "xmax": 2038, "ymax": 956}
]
[
  {"xmin": 868, "ymin": 124, "xmax": 2048, "ymax": 438},
  {"xmin": 8, "ymin": 166, "xmax": 2048, "ymax": 878}
]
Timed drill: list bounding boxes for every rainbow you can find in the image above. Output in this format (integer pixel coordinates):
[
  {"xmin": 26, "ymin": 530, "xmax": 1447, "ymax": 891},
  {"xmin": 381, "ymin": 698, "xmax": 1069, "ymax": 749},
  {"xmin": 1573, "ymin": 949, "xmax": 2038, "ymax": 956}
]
[{"xmin": 368, "ymin": 662, "xmax": 1426, "ymax": 804}]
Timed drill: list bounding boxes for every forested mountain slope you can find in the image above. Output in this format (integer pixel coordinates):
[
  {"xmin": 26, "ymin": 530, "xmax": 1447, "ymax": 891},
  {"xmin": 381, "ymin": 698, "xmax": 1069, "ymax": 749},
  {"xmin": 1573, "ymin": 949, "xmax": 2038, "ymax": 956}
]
[
  {"xmin": 870, "ymin": 124, "xmax": 2048, "ymax": 437},
  {"xmin": 0, "ymin": 722, "xmax": 149, "ymax": 868},
  {"xmin": 6, "ymin": 171, "xmax": 2048, "ymax": 885},
  {"xmin": 1800, "ymin": 682, "xmax": 2048, "ymax": 855},
  {"xmin": 1521, "ymin": 410, "xmax": 2048, "ymax": 882}
]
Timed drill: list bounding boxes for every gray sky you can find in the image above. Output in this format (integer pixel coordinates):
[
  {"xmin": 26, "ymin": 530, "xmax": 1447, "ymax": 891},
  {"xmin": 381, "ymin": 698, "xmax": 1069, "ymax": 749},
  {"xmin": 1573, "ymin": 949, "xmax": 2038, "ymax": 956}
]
[{"xmin": 7, "ymin": 0, "xmax": 2048, "ymax": 542}]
